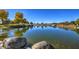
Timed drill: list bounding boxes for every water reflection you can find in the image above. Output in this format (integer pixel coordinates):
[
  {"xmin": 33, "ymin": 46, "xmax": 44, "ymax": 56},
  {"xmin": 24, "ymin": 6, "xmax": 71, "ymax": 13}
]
[
  {"xmin": 0, "ymin": 27, "xmax": 30, "ymax": 40},
  {"xmin": 0, "ymin": 26, "xmax": 79, "ymax": 48},
  {"xmin": 24, "ymin": 27, "xmax": 79, "ymax": 48},
  {"xmin": 0, "ymin": 28, "xmax": 9, "ymax": 41},
  {"xmin": 73, "ymin": 29, "xmax": 79, "ymax": 34},
  {"xmin": 14, "ymin": 27, "xmax": 29, "ymax": 37}
]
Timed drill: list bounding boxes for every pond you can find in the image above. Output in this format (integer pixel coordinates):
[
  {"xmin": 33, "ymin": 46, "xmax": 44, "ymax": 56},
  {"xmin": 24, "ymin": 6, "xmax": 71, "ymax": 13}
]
[{"xmin": 0, "ymin": 26, "xmax": 79, "ymax": 49}]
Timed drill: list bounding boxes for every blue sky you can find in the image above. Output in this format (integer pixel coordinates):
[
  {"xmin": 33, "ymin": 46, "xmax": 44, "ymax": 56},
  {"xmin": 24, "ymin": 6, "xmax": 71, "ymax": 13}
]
[{"xmin": 6, "ymin": 9, "xmax": 79, "ymax": 23}]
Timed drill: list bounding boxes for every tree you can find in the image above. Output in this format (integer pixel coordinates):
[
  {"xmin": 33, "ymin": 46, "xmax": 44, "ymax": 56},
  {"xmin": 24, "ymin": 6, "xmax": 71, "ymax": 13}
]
[
  {"xmin": 15, "ymin": 12, "xmax": 23, "ymax": 19},
  {"xmin": 70, "ymin": 21, "xmax": 75, "ymax": 24},
  {"xmin": 14, "ymin": 18, "xmax": 22, "ymax": 24},
  {"xmin": 64, "ymin": 21, "xmax": 69, "ymax": 25},
  {"xmin": 75, "ymin": 19, "xmax": 79, "ymax": 26},
  {"xmin": 13, "ymin": 12, "xmax": 29, "ymax": 24},
  {"xmin": 14, "ymin": 12, "xmax": 23, "ymax": 24},
  {"xmin": 21, "ymin": 18, "xmax": 29, "ymax": 24},
  {"xmin": 30, "ymin": 22, "xmax": 33, "ymax": 24},
  {"xmin": 0, "ymin": 10, "xmax": 8, "ymax": 24}
]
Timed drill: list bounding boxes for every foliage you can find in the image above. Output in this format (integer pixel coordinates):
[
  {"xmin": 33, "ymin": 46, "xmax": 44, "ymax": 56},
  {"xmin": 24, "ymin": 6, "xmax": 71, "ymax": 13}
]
[
  {"xmin": 70, "ymin": 21, "xmax": 75, "ymax": 24},
  {"xmin": 75, "ymin": 19, "xmax": 79, "ymax": 25},
  {"xmin": 13, "ymin": 12, "xmax": 29, "ymax": 24},
  {"xmin": 15, "ymin": 12, "xmax": 23, "ymax": 18},
  {"xmin": 0, "ymin": 10, "xmax": 8, "ymax": 24},
  {"xmin": 0, "ymin": 10, "xmax": 8, "ymax": 19},
  {"xmin": 30, "ymin": 22, "xmax": 33, "ymax": 24}
]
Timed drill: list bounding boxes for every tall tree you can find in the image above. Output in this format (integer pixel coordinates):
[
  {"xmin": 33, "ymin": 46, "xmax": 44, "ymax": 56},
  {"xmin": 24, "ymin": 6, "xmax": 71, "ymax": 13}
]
[
  {"xmin": 13, "ymin": 12, "xmax": 29, "ymax": 24},
  {"xmin": 0, "ymin": 10, "xmax": 8, "ymax": 24},
  {"xmin": 15, "ymin": 12, "xmax": 23, "ymax": 19}
]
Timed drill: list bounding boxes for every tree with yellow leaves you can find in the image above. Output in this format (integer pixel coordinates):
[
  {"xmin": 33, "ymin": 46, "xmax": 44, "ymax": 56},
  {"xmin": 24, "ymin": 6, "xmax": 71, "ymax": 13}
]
[
  {"xmin": 13, "ymin": 12, "xmax": 29, "ymax": 24},
  {"xmin": 0, "ymin": 10, "xmax": 8, "ymax": 24}
]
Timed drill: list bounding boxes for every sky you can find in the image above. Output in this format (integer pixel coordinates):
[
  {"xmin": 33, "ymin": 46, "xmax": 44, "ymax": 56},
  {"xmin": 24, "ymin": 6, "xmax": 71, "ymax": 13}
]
[{"xmin": 6, "ymin": 9, "xmax": 79, "ymax": 23}]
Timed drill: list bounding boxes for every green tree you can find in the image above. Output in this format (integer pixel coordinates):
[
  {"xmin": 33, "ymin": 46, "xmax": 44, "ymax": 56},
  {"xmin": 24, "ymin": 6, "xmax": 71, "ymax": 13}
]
[
  {"xmin": 30, "ymin": 22, "xmax": 33, "ymax": 24},
  {"xmin": 70, "ymin": 21, "xmax": 75, "ymax": 24},
  {"xmin": 75, "ymin": 19, "xmax": 79, "ymax": 25},
  {"xmin": 22, "ymin": 18, "xmax": 29, "ymax": 24}
]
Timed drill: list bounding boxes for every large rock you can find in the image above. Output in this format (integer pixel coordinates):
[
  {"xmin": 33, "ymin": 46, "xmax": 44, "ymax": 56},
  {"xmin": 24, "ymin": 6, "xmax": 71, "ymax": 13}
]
[
  {"xmin": 32, "ymin": 41, "xmax": 55, "ymax": 49},
  {"xmin": 4, "ymin": 37, "xmax": 29, "ymax": 49}
]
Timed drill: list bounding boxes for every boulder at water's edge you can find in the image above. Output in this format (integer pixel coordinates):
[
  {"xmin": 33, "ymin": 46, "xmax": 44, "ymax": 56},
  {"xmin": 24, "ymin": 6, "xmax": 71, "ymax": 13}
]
[
  {"xmin": 32, "ymin": 41, "xmax": 54, "ymax": 49},
  {"xmin": 4, "ymin": 37, "xmax": 29, "ymax": 49}
]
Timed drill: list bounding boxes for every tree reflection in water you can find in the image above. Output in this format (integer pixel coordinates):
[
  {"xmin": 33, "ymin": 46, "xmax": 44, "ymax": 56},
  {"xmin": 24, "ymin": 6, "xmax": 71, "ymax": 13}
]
[
  {"xmin": 14, "ymin": 27, "xmax": 29, "ymax": 37},
  {"xmin": 73, "ymin": 29, "xmax": 79, "ymax": 34},
  {"xmin": 0, "ymin": 27, "xmax": 30, "ymax": 41},
  {"xmin": 0, "ymin": 28, "xmax": 9, "ymax": 41}
]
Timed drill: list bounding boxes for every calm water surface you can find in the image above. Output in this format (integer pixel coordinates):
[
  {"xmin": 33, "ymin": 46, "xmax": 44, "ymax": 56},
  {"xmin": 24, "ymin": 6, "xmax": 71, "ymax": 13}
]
[{"xmin": 0, "ymin": 26, "xmax": 79, "ymax": 49}]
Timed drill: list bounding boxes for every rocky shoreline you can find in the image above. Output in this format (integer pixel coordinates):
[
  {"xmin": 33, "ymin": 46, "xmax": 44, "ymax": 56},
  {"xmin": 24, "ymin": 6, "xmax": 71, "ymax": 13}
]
[{"xmin": 0, "ymin": 37, "xmax": 55, "ymax": 49}]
